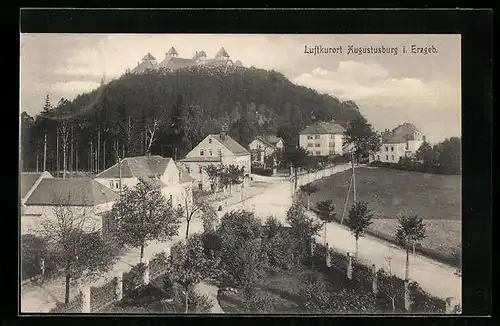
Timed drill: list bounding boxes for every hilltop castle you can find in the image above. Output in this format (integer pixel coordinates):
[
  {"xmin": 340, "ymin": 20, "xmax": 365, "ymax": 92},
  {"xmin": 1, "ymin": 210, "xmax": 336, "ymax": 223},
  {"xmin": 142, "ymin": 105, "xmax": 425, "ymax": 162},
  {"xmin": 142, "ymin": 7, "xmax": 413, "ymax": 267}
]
[{"xmin": 129, "ymin": 46, "xmax": 243, "ymax": 74}]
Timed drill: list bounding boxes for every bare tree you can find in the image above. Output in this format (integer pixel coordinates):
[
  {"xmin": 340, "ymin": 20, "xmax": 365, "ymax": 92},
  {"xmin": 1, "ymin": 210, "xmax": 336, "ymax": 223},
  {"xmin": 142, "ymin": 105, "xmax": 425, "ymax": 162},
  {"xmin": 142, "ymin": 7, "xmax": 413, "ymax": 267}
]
[
  {"xmin": 144, "ymin": 117, "xmax": 161, "ymax": 155},
  {"xmin": 377, "ymin": 269, "xmax": 406, "ymax": 313},
  {"xmin": 175, "ymin": 188, "xmax": 215, "ymax": 239},
  {"xmin": 37, "ymin": 191, "xmax": 118, "ymax": 305}
]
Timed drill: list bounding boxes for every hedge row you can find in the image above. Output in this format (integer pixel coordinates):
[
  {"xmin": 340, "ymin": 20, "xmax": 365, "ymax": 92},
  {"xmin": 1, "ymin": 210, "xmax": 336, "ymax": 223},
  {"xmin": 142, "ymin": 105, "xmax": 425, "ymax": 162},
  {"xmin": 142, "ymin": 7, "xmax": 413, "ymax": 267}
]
[
  {"xmin": 368, "ymin": 161, "xmax": 460, "ymax": 176},
  {"xmin": 251, "ymin": 167, "xmax": 274, "ymax": 176}
]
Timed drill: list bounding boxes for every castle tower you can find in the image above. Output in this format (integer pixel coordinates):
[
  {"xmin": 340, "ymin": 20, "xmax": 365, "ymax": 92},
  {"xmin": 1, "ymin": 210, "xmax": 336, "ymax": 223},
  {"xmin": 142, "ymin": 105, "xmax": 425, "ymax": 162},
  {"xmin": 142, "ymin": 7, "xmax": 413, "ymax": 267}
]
[
  {"xmin": 215, "ymin": 47, "xmax": 230, "ymax": 59},
  {"xmin": 166, "ymin": 47, "xmax": 179, "ymax": 57},
  {"xmin": 141, "ymin": 53, "xmax": 157, "ymax": 65},
  {"xmin": 193, "ymin": 50, "xmax": 207, "ymax": 63}
]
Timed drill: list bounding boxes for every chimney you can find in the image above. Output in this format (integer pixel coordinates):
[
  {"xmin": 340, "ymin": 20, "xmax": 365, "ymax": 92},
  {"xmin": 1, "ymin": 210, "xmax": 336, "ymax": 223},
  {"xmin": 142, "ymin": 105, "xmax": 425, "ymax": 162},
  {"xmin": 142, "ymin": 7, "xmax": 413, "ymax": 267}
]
[{"xmin": 220, "ymin": 123, "xmax": 228, "ymax": 140}]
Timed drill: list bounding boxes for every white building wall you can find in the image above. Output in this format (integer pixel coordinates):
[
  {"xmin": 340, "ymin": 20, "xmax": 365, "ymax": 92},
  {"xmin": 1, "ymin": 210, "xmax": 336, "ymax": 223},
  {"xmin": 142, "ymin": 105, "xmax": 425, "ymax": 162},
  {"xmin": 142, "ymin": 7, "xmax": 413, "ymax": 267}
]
[{"xmin": 299, "ymin": 133, "xmax": 344, "ymax": 156}]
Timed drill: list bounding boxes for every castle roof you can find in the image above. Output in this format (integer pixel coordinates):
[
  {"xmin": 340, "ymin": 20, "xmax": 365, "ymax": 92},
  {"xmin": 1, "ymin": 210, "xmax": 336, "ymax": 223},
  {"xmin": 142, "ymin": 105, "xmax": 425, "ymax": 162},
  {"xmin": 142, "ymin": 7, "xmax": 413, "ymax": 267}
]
[
  {"xmin": 157, "ymin": 57, "xmax": 197, "ymax": 70},
  {"xmin": 215, "ymin": 47, "xmax": 230, "ymax": 58},
  {"xmin": 132, "ymin": 60, "xmax": 157, "ymax": 74},
  {"xmin": 142, "ymin": 53, "xmax": 156, "ymax": 61},
  {"xmin": 166, "ymin": 47, "xmax": 178, "ymax": 56}
]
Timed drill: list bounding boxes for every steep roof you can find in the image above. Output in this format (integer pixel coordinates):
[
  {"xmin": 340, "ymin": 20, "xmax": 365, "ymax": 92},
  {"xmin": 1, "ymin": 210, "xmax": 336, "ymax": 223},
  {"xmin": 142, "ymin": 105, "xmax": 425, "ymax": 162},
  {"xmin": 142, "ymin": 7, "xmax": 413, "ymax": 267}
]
[
  {"xmin": 142, "ymin": 53, "xmax": 156, "ymax": 61},
  {"xmin": 157, "ymin": 57, "xmax": 197, "ymax": 70},
  {"xmin": 381, "ymin": 123, "xmax": 422, "ymax": 144},
  {"xmin": 215, "ymin": 47, "xmax": 229, "ymax": 58},
  {"xmin": 20, "ymin": 173, "xmax": 43, "ymax": 199},
  {"xmin": 96, "ymin": 156, "xmax": 172, "ymax": 179},
  {"xmin": 131, "ymin": 60, "xmax": 157, "ymax": 74},
  {"xmin": 212, "ymin": 134, "xmax": 250, "ymax": 156},
  {"xmin": 166, "ymin": 47, "xmax": 178, "ymax": 56},
  {"xmin": 25, "ymin": 178, "xmax": 119, "ymax": 206},
  {"xmin": 176, "ymin": 164, "xmax": 195, "ymax": 183},
  {"xmin": 299, "ymin": 121, "xmax": 346, "ymax": 135}
]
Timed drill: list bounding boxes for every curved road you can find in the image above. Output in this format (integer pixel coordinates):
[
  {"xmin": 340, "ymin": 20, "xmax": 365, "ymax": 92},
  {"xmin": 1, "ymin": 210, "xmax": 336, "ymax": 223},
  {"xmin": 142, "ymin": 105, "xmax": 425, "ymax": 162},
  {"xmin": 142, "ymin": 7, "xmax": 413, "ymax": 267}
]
[{"xmin": 221, "ymin": 165, "xmax": 461, "ymax": 303}]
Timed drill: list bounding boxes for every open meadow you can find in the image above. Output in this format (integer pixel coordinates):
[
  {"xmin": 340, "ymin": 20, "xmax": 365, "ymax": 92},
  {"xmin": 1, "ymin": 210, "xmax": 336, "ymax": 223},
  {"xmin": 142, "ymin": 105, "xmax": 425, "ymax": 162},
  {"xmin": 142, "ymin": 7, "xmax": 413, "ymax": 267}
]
[{"xmin": 308, "ymin": 167, "xmax": 461, "ymax": 266}]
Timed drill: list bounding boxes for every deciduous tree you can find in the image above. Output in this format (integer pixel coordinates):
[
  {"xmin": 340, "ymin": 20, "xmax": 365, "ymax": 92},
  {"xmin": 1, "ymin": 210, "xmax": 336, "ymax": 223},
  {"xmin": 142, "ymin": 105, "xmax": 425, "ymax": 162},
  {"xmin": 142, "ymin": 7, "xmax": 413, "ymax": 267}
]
[
  {"xmin": 300, "ymin": 184, "xmax": 319, "ymax": 210},
  {"xmin": 312, "ymin": 200, "xmax": 337, "ymax": 246},
  {"xmin": 282, "ymin": 146, "xmax": 310, "ymax": 190},
  {"xmin": 176, "ymin": 189, "xmax": 215, "ymax": 239},
  {"xmin": 110, "ymin": 179, "xmax": 180, "ymax": 263},
  {"xmin": 343, "ymin": 116, "xmax": 381, "ymax": 164},
  {"xmin": 395, "ymin": 215, "xmax": 426, "ymax": 280},
  {"xmin": 346, "ymin": 201, "xmax": 374, "ymax": 259}
]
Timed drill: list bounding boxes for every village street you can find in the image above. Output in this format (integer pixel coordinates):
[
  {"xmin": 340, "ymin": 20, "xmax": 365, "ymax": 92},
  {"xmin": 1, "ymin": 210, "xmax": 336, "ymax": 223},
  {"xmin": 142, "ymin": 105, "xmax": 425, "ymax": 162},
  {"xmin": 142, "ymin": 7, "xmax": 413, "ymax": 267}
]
[{"xmin": 21, "ymin": 164, "xmax": 461, "ymax": 312}]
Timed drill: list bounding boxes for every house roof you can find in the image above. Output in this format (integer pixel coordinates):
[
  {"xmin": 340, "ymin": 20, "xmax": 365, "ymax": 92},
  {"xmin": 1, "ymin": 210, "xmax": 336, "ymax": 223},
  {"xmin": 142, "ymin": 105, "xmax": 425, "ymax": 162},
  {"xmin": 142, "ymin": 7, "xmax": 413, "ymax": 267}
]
[
  {"xmin": 166, "ymin": 47, "xmax": 178, "ymax": 56},
  {"xmin": 142, "ymin": 53, "xmax": 156, "ymax": 61},
  {"xmin": 178, "ymin": 157, "xmax": 222, "ymax": 163},
  {"xmin": 176, "ymin": 164, "xmax": 195, "ymax": 183},
  {"xmin": 212, "ymin": 134, "xmax": 250, "ymax": 156},
  {"xmin": 95, "ymin": 156, "xmax": 172, "ymax": 184},
  {"xmin": 215, "ymin": 47, "xmax": 229, "ymax": 58},
  {"xmin": 25, "ymin": 178, "xmax": 119, "ymax": 206},
  {"xmin": 131, "ymin": 60, "xmax": 157, "ymax": 74},
  {"xmin": 299, "ymin": 121, "xmax": 346, "ymax": 135},
  {"xmin": 157, "ymin": 57, "xmax": 197, "ymax": 70},
  {"xmin": 20, "ymin": 173, "xmax": 43, "ymax": 199},
  {"xmin": 381, "ymin": 123, "xmax": 422, "ymax": 144}
]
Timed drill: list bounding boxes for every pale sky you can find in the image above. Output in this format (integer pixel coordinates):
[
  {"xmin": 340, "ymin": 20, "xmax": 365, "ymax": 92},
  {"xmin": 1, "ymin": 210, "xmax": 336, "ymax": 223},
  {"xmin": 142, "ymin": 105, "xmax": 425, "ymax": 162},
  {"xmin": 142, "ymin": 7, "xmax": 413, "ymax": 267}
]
[{"xmin": 20, "ymin": 34, "xmax": 461, "ymax": 143}]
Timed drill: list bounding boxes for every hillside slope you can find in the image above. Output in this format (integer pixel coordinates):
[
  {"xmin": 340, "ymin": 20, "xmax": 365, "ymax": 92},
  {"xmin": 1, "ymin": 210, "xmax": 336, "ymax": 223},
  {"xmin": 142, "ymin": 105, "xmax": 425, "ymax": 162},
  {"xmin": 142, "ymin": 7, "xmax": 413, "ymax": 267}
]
[{"xmin": 21, "ymin": 65, "xmax": 363, "ymax": 173}]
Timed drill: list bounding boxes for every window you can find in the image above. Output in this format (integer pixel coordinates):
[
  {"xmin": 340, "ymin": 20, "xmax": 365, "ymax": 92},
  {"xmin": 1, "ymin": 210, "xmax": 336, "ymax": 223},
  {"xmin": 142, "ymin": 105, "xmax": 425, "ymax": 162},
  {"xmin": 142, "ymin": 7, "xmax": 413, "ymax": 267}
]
[
  {"xmin": 186, "ymin": 167, "xmax": 190, "ymax": 173},
  {"xmin": 330, "ymin": 134, "xmax": 335, "ymax": 139},
  {"xmin": 218, "ymin": 148, "xmax": 222, "ymax": 157},
  {"xmin": 314, "ymin": 135, "xmax": 320, "ymax": 139},
  {"xmin": 391, "ymin": 155, "xmax": 395, "ymax": 160},
  {"xmin": 385, "ymin": 146, "xmax": 389, "ymax": 152},
  {"xmin": 329, "ymin": 149, "xmax": 335, "ymax": 154},
  {"xmin": 405, "ymin": 141, "xmax": 409, "ymax": 150},
  {"xmin": 315, "ymin": 151, "xmax": 321, "ymax": 155},
  {"xmin": 377, "ymin": 155, "xmax": 380, "ymax": 161},
  {"xmin": 208, "ymin": 138, "xmax": 212, "ymax": 144},
  {"xmin": 209, "ymin": 149, "xmax": 213, "ymax": 156},
  {"xmin": 109, "ymin": 181, "xmax": 114, "ymax": 188},
  {"xmin": 198, "ymin": 182, "xmax": 203, "ymax": 190},
  {"xmin": 386, "ymin": 155, "xmax": 389, "ymax": 160},
  {"xmin": 115, "ymin": 181, "xmax": 119, "ymax": 189},
  {"xmin": 200, "ymin": 149, "xmax": 204, "ymax": 156},
  {"xmin": 307, "ymin": 135, "xmax": 313, "ymax": 140},
  {"xmin": 391, "ymin": 146, "xmax": 394, "ymax": 152},
  {"xmin": 199, "ymin": 166, "xmax": 203, "ymax": 173},
  {"xmin": 315, "ymin": 143, "xmax": 320, "ymax": 147},
  {"xmin": 329, "ymin": 142, "xmax": 335, "ymax": 148},
  {"xmin": 307, "ymin": 143, "xmax": 313, "ymax": 147}
]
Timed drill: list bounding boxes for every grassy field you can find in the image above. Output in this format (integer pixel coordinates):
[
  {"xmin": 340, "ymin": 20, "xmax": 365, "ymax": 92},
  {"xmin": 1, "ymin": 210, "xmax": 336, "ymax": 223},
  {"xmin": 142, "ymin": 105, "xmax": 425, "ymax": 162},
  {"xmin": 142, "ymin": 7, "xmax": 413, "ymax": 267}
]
[{"xmin": 307, "ymin": 167, "xmax": 461, "ymax": 266}]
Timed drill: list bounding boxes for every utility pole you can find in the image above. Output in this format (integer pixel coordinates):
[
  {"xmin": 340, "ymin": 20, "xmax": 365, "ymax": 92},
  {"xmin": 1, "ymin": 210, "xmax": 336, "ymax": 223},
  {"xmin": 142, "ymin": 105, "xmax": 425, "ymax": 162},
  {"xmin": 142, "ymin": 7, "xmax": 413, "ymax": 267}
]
[
  {"xmin": 56, "ymin": 128, "xmax": 59, "ymax": 177},
  {"xmin": 43, "ymin": 131, "xmax": 47, "ymax": 172},
  {"xmin": 351, "ymin": 151, "xmax": 356, "ymax": 203},
  {"xmin": 118, "ymin": 156, "xmax": 123, "ymax": 197}
]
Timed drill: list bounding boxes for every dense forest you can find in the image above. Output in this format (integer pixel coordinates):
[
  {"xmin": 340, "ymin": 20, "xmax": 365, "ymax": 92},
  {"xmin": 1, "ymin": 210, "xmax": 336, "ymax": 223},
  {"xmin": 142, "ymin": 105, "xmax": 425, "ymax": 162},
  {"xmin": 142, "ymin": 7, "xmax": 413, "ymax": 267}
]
[{"xmin": 20, "ymin": 65, "xmax": 363, "ymax": 175}]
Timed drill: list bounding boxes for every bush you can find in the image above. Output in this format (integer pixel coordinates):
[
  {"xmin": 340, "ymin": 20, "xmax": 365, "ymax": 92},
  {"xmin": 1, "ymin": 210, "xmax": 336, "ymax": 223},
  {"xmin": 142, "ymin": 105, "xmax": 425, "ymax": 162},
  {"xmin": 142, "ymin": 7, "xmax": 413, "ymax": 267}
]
[
  {"xmin": 408, "ymin": 281, "xmax": 446, "ymax": 313},
  {"xmin": 90, "ymin": 279, "xmax": 115, "ymax": 312},
  {"xmin": 123, "ymin": 263, "xmax": 147, "ymax": 294},
  {"xmin": 49, "ymin": 295, "xmax": 82, "ymax": 313},
  {"xmin": 21, "ymin": 234, "xmax": 61, "ymax": 280},
  {"xmin": 368, "ymin": 160, "xmax": 459, "ymax": 175},
  {"xmin": 251, "ymin": 167, "xmax": 273, "ymax": 176},
  {"xmin": 149, "ymin": 252, "xmax": 169, "ymax": 276}
]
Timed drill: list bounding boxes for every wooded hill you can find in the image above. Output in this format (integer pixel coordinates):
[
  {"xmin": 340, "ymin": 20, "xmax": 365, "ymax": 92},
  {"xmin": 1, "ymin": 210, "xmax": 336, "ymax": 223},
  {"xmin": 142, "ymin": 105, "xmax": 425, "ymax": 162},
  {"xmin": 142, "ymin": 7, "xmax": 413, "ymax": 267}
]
[{"xmin": 20, "ymin": 65, "xmax": 363, "ymax": 174}]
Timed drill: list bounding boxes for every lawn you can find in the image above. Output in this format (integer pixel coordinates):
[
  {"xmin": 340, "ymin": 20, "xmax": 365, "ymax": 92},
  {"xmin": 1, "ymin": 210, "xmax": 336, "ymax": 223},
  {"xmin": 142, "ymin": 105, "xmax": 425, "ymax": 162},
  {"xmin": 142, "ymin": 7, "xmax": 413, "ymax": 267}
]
[{"xmin": 307, "ymin": 166, "xmax": 461, "ymax": 266}]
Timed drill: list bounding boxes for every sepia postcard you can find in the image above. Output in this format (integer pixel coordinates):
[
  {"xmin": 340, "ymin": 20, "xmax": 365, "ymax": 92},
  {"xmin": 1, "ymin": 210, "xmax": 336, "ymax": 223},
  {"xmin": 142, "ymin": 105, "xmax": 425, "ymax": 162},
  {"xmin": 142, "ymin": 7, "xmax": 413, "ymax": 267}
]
[{"xmin": 20, "ymin": 31, "xmax": 463, "ymax": 315}]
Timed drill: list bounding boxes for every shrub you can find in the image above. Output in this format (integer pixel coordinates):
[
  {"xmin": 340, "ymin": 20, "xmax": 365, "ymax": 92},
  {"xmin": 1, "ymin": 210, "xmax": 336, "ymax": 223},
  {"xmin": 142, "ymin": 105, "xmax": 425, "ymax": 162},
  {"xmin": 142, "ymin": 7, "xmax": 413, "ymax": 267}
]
[
  {"xmin": 149, "ymin": 252, "xmax": 169, "ymax": 276},
  {"xmin": 90, "ymin": 279, "xmax": 115, "ymax": 312},
  {"xmin": 251, "ymin": 167, "xmax": 273, "ymax": 176},
  {"xmin": 408, "ymin": 281, "xmax": 446, "ymax": 313},
  {"xmin": 123, "ymin": 263, "xmax": 147, "ymax": 294}
]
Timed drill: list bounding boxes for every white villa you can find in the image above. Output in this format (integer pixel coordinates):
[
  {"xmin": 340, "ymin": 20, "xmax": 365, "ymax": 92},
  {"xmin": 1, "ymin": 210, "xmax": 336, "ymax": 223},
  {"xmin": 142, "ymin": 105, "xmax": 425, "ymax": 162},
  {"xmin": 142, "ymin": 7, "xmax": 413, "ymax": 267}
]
[
  {"xmin": 178, "ymin": 126, "xmax": 251, "ymax": 192},
  {"xmin": 370, "ymin": 122, "xmax": 426, "ymax": 163},
  {"xmin": 298, "ymin": 120, "xmax": 346, "ymax": 156},
  {"xmin": 248, "ymin": 134, "xmax": 284, "ymax": 165},
  {"xmin": 94, "ymin": 155, "xmax": 194, "ymax": 208}
]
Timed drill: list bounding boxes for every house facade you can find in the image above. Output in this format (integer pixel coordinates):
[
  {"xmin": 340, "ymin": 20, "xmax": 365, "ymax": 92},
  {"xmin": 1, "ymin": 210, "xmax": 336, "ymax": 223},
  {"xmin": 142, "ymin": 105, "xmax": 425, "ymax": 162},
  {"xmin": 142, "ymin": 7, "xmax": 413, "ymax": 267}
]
[
  {"xmin": 178, "ymin": 128, "xmax": 251, "ymax": 191},
  {"xmin": 370, "ymin": 122, "xmax": 426, "ymax": 163},
  {"xmin": 298, "ymin": 121, "xmax": 346, "ymax": 156},
  {"xmin": 94, "ymin": 155, "xmax": 194, "ymax": 208},
  {"xmin": 21, "ymin": 178, "xmax": 119, "ymax": 236},
  {"xmin": 248, "ymin": 134, "xmax": 284, "ymax": 165}
]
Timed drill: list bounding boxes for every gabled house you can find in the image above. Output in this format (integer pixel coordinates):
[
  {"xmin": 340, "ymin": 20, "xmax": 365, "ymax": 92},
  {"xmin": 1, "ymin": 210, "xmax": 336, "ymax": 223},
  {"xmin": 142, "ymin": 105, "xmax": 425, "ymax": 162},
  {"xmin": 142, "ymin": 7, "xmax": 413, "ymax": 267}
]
[
  {"xmin": 299, "ymin": 120, "xmax": 346, "ymax": 156},
  {"xmin": 248, "ymin": 134, "xmax": 284, "ymax": 165},
  {"xmin": 178, "ymin": 126, "xmax": 251, "ymax": 191},
  {"xmin": 21, "ymin": 178, "xmax": 119, "ymax": 236},
  {"xmin": 94, "ymin": 155, "xmax": 194, "ymax": 208},
  {"xmin": 20, "ymin": 171, "xmax": 53, "ymax": 206},
  {"xmin": 370, "ymin": 123, "xmax": 426, "ymax": 163}
]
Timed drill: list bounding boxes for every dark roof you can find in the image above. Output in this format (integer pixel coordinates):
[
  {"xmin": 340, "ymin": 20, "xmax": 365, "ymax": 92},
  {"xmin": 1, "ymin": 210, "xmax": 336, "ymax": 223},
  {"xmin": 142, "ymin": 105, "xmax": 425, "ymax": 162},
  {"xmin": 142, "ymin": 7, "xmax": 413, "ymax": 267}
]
[
  {"xmin": 157, "ymin": 57, "xmax": 197, "ymax": 70},
  {"xmin": 21, "ymin": 173, "xmax": 43, "ymax": 199},
  {"xmin": 212, "ymin": 134, "xmax": 250, "ymax": 156},
  {"xmin": 166, "ymin": 47, "xmax": 178, "ymax": 56},
  {"xmin": 215, "ymin": 47, "xmax": 229, "ymax": 58},
  {"xmin": 178, "ymin": 157, "xmax": 221, "ymax": 163},
  {"xmin": 25, "ymin": 178, "xmax": 119, "ymax": 206},
  {"xmin": 256, "ymin": 134, "xmax": 282, "ymax": 146},
  {"xmin": 142, "ymin": 53, "xmax": 156, "ymax": 61},
  {"xmin": 131, "ymin": 60, "xmax": 156, "ymax": 74},
  {"xmin": 95, "ymin": 156, "xmax": 172, "ymax": 186},
  {"xmin": 176, "ymin": 164, "xmax": 195, "ymax": 183},
  {"xmin": 203, "ymin": 58, "xmax": 232, "ymax": 67},
  {"xmin": 299, "ymin": 121, "xmax": 346, "ymax": 135},
  {"xmin": 381, "ymin": 123, "xmax": 422, "ymax": 144}
]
